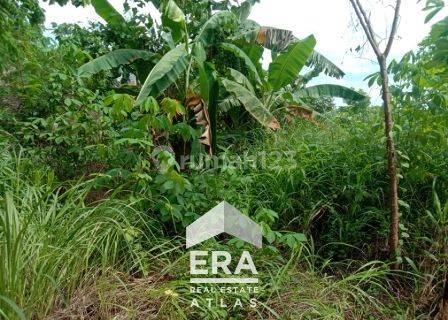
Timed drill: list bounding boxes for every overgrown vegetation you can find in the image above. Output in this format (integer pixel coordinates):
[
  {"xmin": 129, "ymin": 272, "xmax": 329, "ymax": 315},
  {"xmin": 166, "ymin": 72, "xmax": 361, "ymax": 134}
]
[{"xmin": 1, "ymin": 0, "xmax": 447, "ymax": 319}]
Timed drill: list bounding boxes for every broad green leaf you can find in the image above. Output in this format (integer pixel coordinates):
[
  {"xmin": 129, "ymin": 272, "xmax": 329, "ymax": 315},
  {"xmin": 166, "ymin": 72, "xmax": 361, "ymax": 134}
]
[
  {"xmin": 193, "ymin": 42, "xmax": 211, "ymax": 102},
  {"xmin": 78, "ymin": 49, "xmax": 153, "ymax": 77},
  {"xmin": 136, "ymin": 46, "xmax": 188, "ymax": 105},
  {"xmin": 162, "ymin": 0, "xmax": 186, "ymax": 43},
  {"xmin": 240, "ymin": 43, "xmax": 264, "ymax": 65},
  {"xmin": 221, "ymin": 78, "xmax": 280, "ymax": 130},
  {"xmin": 218, "ymin": 96, "xmax": 241, "ymax": 112},
  {"xmin": 192, "ymin": 42, "xmax": 207, "ymax": 66},
  {"xmin": 195, "ymin": 11, "xmax": 237, "ymax": 47},
  {"xmin": 91, "ymin": 0, "xmax": 125, "ymax": 25},
  {"xmin": 268, "ymin": 35, "xmax": 316, "ymax": 91},
  {"xmin": 239, "ymin": 42, "xmax": 265, "ymax": 76},
  {"xmin": 307, "ymin": 51, "xmax": 345, "ymax": 79},
  {"xmin": 197, "ymin": 64, "xmax": 211, "ymax": 103},
  {"xmin": 297, "ymin": 84, "xmax": 368, "ymax": 101},
  {"xmin": 161, "ymin": 31, "xmax": 176, "ymax": 49},
  {"xmin": 228, "ymin": 68, "xmax": 255, "ymax": 93},
  {"xmin": 221, "ymin": 42, "xmax": 262, "ymax": 84}
]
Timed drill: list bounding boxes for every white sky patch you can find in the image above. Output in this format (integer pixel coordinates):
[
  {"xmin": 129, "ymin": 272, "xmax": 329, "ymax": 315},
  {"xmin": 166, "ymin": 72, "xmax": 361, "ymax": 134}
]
[
  {"xmin": 40, "ymin": 0, "xmax": 447, "ymax": 105},
  {"xmin": 249, "ymin": 0, "xmax": 447, "ymax": 104}
]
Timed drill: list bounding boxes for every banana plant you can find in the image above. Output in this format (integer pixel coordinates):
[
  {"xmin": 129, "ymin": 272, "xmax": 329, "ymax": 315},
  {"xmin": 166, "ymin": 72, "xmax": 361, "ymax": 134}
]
[
  {"xmin": 78, "ymin": 0, "xmax": 238, "ymax": 153},
  {"xmin": 78, "ymin": 49, "xmax": 155, "ymax": 78},
  {"xmin": 219, "ymin": 34, "xmax": 367, "ymax": 128},
  {"xmin": 214, "ymin": 9, "xmax": 366, "ymax": 128},
  {"xmin": 78, "ymin": 0, "xmax": 366, "ymax": 146}
]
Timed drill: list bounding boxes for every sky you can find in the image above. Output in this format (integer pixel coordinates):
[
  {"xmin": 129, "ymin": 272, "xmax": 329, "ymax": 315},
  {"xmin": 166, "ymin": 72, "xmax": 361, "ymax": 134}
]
[{"xmin": 39, "ymin": 0, "xmax": 447, "ymax": 104}]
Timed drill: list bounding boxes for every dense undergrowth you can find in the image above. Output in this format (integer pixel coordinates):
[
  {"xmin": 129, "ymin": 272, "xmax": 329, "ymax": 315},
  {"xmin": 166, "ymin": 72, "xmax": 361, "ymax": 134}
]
[
  {"xmin": 0, "ymin": 142, "xmax": 400, "ymax": 319},
  {"xmin": 1, "ymin": 106, "xmax": 447, "ymax": 318}
]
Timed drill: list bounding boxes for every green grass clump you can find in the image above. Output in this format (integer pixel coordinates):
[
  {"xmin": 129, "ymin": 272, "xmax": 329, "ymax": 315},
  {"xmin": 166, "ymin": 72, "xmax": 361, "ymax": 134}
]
[{"xmin": 0, "ymin": 149, "xmax": 167, "ymax": 319}]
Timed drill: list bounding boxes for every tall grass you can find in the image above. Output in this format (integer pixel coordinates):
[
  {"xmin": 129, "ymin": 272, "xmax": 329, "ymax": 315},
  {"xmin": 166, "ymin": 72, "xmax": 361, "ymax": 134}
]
[
  {"xmin": 47, "ymin": 240, "xmax": 404, "ymax": 319},
  {"xmin": 1, "ymin": 105, "xmax": 445, "ymax": 319},
  {"xmin": 197, "ymin": 107, "xmax": 447, "ymax": 261},
  {"xmin": 197, "ymin": 111, "xmax": 389, "ymax": 259},
  {"xmin": 0, "ymin": 149, "xmax": 164, "ymax": 319}
]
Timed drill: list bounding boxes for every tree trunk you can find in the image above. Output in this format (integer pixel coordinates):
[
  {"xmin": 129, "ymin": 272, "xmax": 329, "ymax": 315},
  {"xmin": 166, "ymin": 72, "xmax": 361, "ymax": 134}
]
[
  {"xmin": 440, "ymin": 271, "xmax": 448, "ymax": 319},
  {"xmin": 379, "ymin": 57, "xmax": 399, "ymax": 269},
  {"xmin": 348, "ymin": 0, "xmax": 402, "ymax": 267}
]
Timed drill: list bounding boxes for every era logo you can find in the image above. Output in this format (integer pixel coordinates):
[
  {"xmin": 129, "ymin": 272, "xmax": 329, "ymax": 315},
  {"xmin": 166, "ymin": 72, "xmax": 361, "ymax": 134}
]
[
  {"xmin": 190, "ymin": 251, "xmax": 258, "ymax": 276},
  {"xmin": 186, "ymin": 201, "xmax": 262, "ymax": 285}
]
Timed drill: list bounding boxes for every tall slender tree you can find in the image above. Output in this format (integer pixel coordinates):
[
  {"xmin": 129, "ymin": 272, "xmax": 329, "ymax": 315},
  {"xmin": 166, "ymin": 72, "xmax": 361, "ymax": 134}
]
[{"xmin": 348, "ymin": 0, "xmax": 402, "ymax": 269}]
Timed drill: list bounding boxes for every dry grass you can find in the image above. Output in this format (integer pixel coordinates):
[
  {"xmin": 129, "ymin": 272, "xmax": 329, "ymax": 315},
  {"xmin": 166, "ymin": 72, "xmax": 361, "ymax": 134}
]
[
  {"xmin": 48, "ymin": 265, "xmax": 406, "ymax": 320},
  {"xmin": 49, "ymin": 272, "xmax": 179, "ymax": 320}
]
